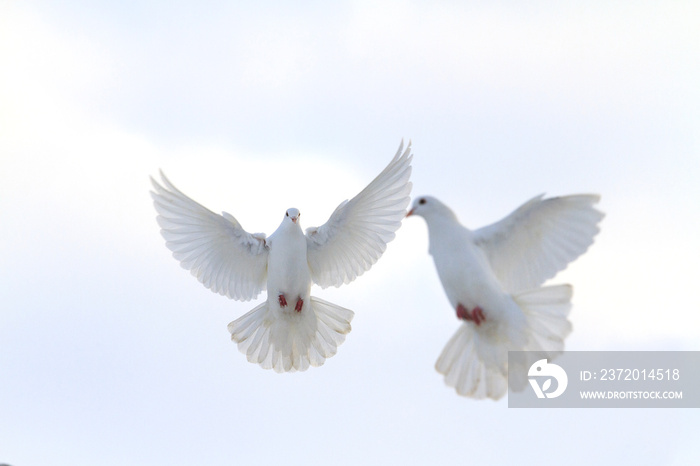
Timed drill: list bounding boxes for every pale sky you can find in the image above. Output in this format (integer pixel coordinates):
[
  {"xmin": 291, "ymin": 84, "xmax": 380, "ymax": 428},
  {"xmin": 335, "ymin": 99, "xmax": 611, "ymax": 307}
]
[{"xmin": 1, "ymin": 1, "xmax": 699, "ymax": 465}]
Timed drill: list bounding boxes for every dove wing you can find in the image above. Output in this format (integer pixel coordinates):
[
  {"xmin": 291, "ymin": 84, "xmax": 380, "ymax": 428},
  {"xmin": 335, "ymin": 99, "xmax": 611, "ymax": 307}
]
[
  {"xmin": 151, "ymin": 171, "xmax": 268, "ymax": 301},
  {"xmin": 473, "ymin": 194, "xmax": 604, "ymax": 293},
  {"xmin": 305, "ymin": 142, "xmax": 413, "ymax": 288}
]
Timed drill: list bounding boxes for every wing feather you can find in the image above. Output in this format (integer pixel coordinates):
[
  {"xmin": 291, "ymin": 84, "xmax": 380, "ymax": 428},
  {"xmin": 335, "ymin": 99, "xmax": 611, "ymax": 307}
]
[
  {"xmin": 306, "ymin": 141, "xmax": 413, "ymax": 288},
  {"xmin": 473, "ymin": 194, "xmax": 604, "ymax": 292},
  {"xmin": 151, "ymin": 171, "xmax": 268, "ymax": 301}
]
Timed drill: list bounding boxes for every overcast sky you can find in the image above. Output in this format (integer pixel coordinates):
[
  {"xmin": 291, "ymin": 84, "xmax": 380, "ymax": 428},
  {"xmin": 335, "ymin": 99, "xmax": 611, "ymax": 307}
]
[{"xmin": 1, "ymin": 1, "xmax": 699, "ymax": 465}]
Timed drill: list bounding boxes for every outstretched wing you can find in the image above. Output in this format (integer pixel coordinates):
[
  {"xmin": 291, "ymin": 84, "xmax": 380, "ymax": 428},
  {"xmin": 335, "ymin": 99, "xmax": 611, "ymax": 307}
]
[
  {"xmin": 305, "ymin": 141, "xmax": 413, "ymax": 288},
  {"xmin": 151, "ymin": 171, "xmax": 268, "ymax": 301},
  {"xmin": 473, "ymin": 194, "xmax": 604, "ymax": 293}
]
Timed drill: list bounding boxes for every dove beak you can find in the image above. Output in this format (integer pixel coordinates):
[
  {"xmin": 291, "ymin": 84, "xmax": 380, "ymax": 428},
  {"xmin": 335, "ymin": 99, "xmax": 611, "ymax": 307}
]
[
  {"xmin": 406, "ymin": 209, "xmax": 414, "ymax": 217},
  {"xmin": 291, "ymin": 216, "xmax": 298, "ymax": 224}
]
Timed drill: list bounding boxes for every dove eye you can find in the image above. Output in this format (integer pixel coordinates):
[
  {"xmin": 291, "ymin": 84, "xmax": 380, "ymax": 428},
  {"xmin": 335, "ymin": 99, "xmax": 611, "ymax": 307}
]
[{"xmin": 419, "ymin": 198, "xmax": 427, "ymax": 205}]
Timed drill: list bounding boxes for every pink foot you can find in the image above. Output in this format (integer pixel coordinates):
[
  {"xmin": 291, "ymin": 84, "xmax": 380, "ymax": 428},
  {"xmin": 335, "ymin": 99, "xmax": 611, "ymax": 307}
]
[
  {"xmin": 456, "ymin": 303, "xmax": 470, "ymax": 321},
  {"xmin": 471, "ymin": 307, "xmax": 485, "ymax": 326},
  {"xmin": 295, "ymin": 298, "xmax": 304, "ymax": 312},
  {"xmin": 278, "ymin": 294, "xmax": 288, "ymax": 307},
  {"xmin": 456, "ymin": 304, "xmax": 486, "ymax": 326}
]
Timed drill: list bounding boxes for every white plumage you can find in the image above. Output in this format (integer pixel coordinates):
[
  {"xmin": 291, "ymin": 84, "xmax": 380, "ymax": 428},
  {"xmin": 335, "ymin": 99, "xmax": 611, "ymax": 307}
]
[
  {"xmin": 151, "ymin": 142, "xmax": 412, "ymax": 372},
  {"xmin": 408, "ymin": 194, "xmax": 603, "ymax": 399}
]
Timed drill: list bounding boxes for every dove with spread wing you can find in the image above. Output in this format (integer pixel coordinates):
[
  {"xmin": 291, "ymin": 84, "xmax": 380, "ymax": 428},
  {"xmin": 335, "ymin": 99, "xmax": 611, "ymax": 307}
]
[
  {"xmin": 408, "ymin": 194, "xmax": 603, "ymax": 399},
  {"xmin": 151, "ymin": 142, "xmax": 412, "ymax": 373}
]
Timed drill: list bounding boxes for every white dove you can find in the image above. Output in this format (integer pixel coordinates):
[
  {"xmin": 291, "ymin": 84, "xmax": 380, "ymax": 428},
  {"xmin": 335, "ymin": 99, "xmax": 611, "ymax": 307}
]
[
  {"xmin": 151, "ymin": 142, "xmax": 412, "ymax": 373},
  {"xmin": 407, "ymin": 194, "xmax": 603, "ymax": 399}
]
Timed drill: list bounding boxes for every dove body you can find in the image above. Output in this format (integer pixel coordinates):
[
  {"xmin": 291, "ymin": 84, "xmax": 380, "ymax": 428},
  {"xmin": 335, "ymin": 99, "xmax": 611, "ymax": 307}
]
[
  {"xmin": 267, "ymin": 208, "xmax": 311, "ymax": 312},
  {"xmin": 424, "ymin": 209, "xmax": 527, "ymax": 343},
  {"xmin": 424, "ymin": 207, "xmax": 501, "ymax": 310}
]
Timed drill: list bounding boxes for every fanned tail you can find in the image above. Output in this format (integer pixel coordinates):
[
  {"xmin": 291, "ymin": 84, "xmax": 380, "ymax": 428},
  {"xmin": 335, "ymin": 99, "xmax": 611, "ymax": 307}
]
[
  {"xmin": 435, "ymin": 284, "xmax": 573, "ymax": 400},
  {"xmin": 227, "ymin": 297, "xmax": 354, "ymax": 373}
]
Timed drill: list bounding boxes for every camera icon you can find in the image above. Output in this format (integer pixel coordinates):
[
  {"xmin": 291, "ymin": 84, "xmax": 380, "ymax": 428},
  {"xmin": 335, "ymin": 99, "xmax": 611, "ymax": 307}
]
[{"xmin": 528, "ymin": 359, "xmax": 568, "ymax": 399}]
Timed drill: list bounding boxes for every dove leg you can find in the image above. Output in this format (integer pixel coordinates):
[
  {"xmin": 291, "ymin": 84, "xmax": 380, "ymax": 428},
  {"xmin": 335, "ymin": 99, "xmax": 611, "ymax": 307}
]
[
  {"xmin": 278, "ymin": 294, "xmax": 288, "ymax": 307},
  {"xmin": 456, "ymin": 303, "xmax": 485, "ymax": 326},
  {"xmin": 295, "ymin": 298, "xmax": 304, "ymax": 312}
]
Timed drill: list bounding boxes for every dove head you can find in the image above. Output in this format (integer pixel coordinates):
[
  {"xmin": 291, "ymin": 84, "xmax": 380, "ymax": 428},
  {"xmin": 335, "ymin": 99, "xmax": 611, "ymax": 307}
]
[
  {"xmin": 407, "ymin": 196, "xmax": 457, "ymax": 221},
  {"xmin": 285, "ymin": 208, "xmax": 301, "ymax": 225}
]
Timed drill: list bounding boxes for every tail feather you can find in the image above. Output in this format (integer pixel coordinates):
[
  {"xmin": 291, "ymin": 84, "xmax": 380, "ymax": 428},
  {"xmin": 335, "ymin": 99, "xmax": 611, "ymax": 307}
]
[
  {"xmin": 511, "ymin": 284, "xmax": 573, "ymax": 391},
  {"xmin": 435, "ymin": 284, "xmax": 573, "ymax": 400},
  {"xmin": 516, "ymin": 284, "xmax": 573, "ymax": 353},
  {"xmin": 230, "ymin": 302, "xmax": 266, "ymax": 343},
  {"xmin": 228, "ymin": 297, "xmax": 354, "ymax": 373},
  {"xmin": 436, "ymin": 325, "xmax": 508, "ymax": 400}
]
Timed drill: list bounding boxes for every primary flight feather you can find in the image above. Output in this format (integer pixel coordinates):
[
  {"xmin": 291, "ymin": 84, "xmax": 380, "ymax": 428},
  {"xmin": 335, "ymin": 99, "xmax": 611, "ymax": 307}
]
[
  {"xmin": 408, "ymin": 194, "xmax": 603, "ymax": 399},
  {"xmin": 151, "ymin": 142, "xmax": 413, "ymax": 372}
]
